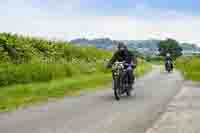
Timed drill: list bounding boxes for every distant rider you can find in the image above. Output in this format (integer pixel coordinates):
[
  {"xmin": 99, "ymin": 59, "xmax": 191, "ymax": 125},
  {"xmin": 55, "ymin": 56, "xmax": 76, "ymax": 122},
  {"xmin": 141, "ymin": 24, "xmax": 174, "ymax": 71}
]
[{"xmin": 165, "ymin": 53, "xmax": 173, "ymax": 70}]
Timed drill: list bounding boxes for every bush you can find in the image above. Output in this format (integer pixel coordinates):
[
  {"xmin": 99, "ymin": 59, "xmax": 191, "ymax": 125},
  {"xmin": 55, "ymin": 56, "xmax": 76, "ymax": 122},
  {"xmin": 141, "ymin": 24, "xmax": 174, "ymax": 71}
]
[
  {"xmin": 0, "ymin": 61, "xmax": 109, "ymax": 86},
  {"xmin": 0, "ymin": 33, "xmax": 112, "ymax": 86},
  {"xmin": 0, "ymin": 33, "xmax": 111, "ymax": 64},
  {"xmin": 176, "ymin": 56, "xmax": 200, "ymax": 81}
]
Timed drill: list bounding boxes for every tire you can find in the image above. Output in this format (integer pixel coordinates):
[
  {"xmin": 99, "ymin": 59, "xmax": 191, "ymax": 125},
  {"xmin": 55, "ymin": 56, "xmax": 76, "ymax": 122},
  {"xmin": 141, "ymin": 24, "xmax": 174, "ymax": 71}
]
[
  {"xmin": 167, "ymin": 67, "xmax": 171, "ymax": 73},
  {"xmin": 113, "ymin": 77, "xmax": 121, "ymax": 101},
  {"xmin": 114, "ymin": 88, "xmax": 120, "ymax": 100},
  {"xmin": 166, "ymin": 62, "xmax": 172, "ymax": 73},
  {"xmin": 166, "ymin": 66, "xmax": 170, "ymax": 73},
  {"xmin": 126, "ymin": 83, "xmax": 133, "ymax": 96}
]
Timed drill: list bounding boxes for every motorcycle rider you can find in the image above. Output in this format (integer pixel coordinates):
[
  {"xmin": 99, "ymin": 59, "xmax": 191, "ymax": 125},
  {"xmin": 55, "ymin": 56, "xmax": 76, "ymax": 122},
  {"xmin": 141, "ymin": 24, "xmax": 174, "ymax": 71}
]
[
  {"xmin": 165, "ymin": 53, "xmax": 173, "ymax": 71},
  {"xmin": 107, "ymin": 42, "xmax": 137, "ymax": 89}
]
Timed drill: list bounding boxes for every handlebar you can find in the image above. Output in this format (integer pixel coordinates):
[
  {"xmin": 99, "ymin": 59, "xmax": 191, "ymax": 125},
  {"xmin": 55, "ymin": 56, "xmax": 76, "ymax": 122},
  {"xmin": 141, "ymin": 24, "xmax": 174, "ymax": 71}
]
[{"xmin": 114, "ymin": 61, "xmax": 136, "ymax": 68}]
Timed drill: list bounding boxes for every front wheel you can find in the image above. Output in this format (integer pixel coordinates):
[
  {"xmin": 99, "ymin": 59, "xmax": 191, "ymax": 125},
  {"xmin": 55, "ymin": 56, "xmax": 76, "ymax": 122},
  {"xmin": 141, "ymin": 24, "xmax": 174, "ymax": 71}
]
[
  {"xmin": 167, "ymin": 66, "xmax": 171, "ymax": 73},
  {"xmin": 113, "ymin": 77, "xmax": 122, "ymax": 101},
  {"xmin": 114, "ymin": 88, "xmax": 120, "ymax": 100}
]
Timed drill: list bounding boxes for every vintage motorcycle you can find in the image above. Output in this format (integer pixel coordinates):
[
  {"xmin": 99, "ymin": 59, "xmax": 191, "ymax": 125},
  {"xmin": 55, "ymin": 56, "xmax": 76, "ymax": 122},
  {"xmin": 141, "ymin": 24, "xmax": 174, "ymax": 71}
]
[
  {"xmin": 165, "ymin": 60, "xmax": 173, "ymax": 73},
  {"xmin": 112, "ymin": 61, "xmax": 135, "ymax": 100}
]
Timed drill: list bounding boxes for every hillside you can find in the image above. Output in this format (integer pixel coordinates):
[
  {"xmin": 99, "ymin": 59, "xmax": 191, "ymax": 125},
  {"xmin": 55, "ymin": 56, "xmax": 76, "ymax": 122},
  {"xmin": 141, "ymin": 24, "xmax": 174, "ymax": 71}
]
[
  {"xmin": 70, "ymin": 38, "xmax": 114, "ymax": 50},
  {"xmin": 70, "ymin": 38, "xmax": 200, "ymax": 55}
]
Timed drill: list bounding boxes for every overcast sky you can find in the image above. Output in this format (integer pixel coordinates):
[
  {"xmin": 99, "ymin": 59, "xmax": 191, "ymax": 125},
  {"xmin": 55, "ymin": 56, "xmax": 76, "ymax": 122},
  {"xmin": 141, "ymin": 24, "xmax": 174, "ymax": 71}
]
[{"xmin": 0, "ymin": 0, "xmax": 200, "ymax": 45}]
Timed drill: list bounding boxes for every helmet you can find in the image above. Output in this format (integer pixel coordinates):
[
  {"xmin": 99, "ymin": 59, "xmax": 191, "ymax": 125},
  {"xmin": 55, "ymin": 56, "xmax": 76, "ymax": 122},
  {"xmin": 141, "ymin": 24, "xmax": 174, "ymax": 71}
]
[
  {"xmin": 117, "ymin": 42, "xmax": 127, "ymax": 51},
  {"xmin": 166, "ymin": 53, "xmax": 171, "ymax": 57}
]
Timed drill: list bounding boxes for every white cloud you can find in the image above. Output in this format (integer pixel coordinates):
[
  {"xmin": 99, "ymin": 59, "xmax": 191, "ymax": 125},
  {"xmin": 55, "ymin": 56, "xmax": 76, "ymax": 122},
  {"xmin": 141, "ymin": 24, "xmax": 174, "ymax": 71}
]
[{"xmin": 0, "ymin": 0, "xmax": 200, "ymax": 46}]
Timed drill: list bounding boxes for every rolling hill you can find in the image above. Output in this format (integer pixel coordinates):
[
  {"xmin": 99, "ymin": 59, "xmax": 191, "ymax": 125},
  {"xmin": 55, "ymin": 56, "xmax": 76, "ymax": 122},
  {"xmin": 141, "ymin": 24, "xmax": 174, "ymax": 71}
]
[{"xmin": 70, "ymin": 38, "xmax": 200, "ymax": 55}]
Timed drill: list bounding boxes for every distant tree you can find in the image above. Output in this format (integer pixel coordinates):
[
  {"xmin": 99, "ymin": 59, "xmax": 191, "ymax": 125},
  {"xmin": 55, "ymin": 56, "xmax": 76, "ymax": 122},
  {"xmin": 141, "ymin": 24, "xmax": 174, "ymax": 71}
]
[
  {"xmin": 158, "ymin": 38, "xmax": 183, "ymax": 59},
  {"xmin": 130, "ymin": 49, "xmax": 144, "ymax": 59}
]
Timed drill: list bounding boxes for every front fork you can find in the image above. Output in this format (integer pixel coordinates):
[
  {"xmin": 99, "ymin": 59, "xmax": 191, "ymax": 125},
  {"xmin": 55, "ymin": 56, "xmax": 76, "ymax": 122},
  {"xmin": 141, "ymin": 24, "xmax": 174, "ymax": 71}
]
[{"xmin": 112, "ymin": 70, "xmax": 134, "ymax": 93}]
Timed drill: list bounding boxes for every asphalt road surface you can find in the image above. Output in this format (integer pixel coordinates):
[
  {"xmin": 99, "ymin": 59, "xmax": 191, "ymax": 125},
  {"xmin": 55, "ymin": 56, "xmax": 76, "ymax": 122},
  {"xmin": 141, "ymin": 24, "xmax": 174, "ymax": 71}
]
[{"xmin": 0, "ymin": 68, "xmax": 183, "ymax": 133}]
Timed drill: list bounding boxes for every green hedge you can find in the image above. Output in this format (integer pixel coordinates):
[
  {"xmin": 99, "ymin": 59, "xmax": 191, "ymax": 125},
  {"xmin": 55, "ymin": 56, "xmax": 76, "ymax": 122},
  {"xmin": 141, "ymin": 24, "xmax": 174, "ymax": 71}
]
[
  {"xmin": 0, "ymin": 33, "xmax": 111, "ymax": 64},
  {"xmin": 0, "ymin": 33, "xmax": 111, "ymax": 86}
]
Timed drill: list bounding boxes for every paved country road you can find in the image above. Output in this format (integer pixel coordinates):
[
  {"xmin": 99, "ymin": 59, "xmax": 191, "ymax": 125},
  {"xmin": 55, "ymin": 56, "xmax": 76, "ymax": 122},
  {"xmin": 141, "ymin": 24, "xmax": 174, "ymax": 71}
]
[{"xmin": 0, "ymin": 68, "xmax": 183, "ymax": 133}]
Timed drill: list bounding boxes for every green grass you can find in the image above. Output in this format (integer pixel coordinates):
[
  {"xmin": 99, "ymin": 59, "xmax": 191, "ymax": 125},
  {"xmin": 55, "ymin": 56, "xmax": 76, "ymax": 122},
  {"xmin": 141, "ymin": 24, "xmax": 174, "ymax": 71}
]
[
  {"xmin": 176, "ymin": 56, "xmax": 200, "ymax": 81},
  {"xmin": 0, "ymin": 73, "xmax": 112, "ymax": 112},
  {"xmin": 149, "ymin": 60, "xmax": 163, "ymax": 65},
  {"xmin": 145, "ymin": 56, "xmax": 164, "ymax": 65},
  {"xmin": 135, "ymin": 59, "xmax": 152, "ymax": 77},
  {"xmin": 0, "ymin": 33, "xmax": 112, "ymax": 87},
  {"xmin": 0, "ymin": 60, "xmax": 151, "ymax": 112},
  {"xmin": 0, "ymin": 62, "xmax": 108, "ymax": 86}
]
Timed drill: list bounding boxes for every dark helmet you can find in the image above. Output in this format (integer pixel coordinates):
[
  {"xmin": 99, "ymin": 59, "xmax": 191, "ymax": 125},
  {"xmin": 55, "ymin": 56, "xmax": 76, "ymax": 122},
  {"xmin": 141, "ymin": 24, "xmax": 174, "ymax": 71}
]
[
  {"xmin": 166, "ymin": 53, "xmax": 171, "ymax": 57},
  {"xmin": 117, "ymin": 42, "xmax": 127, "ymax": 51}
]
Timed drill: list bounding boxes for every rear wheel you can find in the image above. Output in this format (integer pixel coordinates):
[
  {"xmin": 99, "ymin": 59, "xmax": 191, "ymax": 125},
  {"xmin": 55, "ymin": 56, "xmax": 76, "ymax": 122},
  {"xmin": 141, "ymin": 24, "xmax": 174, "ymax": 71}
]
[
  {"xmin": 126, "ymin": 90, "xmax": 131, "ymax": 96},
  {"xmin": 126, "ymin": 83, "xmax": 133, "ymax": 96}
]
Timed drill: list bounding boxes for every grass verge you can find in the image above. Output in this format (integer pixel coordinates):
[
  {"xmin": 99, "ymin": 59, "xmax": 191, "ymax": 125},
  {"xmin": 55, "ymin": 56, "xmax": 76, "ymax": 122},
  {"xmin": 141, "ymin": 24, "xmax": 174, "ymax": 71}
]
[
  {"xmin": 176, "ymin": 56, "xmax": 200, "ymax": 81},
  {"xmin": 0, "ymin": 73, "xmax": 111, "ymax": 112},
  {"xmin": 135, "ymin": 60, "xmax": 152, "ymax": 77}
]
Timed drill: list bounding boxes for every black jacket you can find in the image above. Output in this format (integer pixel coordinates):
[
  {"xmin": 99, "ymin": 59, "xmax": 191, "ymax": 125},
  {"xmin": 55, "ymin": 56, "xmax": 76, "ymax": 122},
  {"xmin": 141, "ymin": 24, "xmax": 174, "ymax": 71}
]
[
  {"xmin": 165, "ymin": 56, "xmax": 173, "ymax": 62},
  {"xmin": 108, "ymin": 50, "xmax": 137, "ymax": 67}
]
